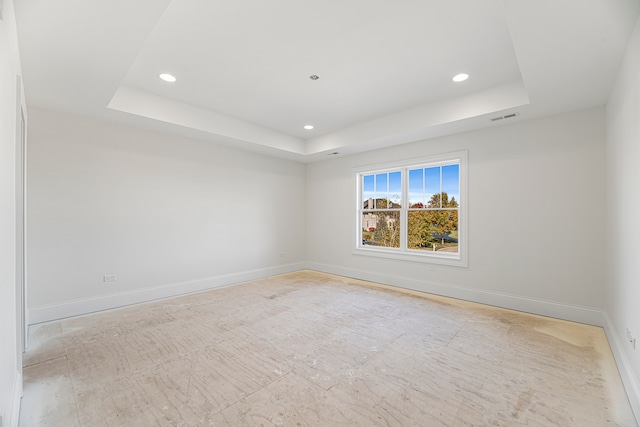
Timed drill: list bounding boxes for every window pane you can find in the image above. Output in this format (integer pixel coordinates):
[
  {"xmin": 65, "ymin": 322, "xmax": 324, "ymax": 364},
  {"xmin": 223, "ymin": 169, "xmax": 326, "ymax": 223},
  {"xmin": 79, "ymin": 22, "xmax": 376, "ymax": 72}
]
[
  {"xmin": 361, "ymin": 211, "xmax": 400, "ymax": 248},
  {"xmin": 389, "ymin": 171, "xmax": 401, "ymax": 207},
  {"xmin": 375, "ymin": 173, "xmax": 388, "ymax": 208},
  {"xmin": 363, "ymin": 175, "xmax": 374, "ymax": 209},
  {"xmin": 407, "ymin": 210, "xmax": 458, "ymax": 253},
  {"xmin": 408, "ymin": 168, "xmax": 423, "ymax": 207},
  {"xmin": 425, "ymin": 167, "xmax": 440, "ymax": 208},
  {"xmin": 442, "ymin": 164, "xmax": 460, "ymax": 207}
]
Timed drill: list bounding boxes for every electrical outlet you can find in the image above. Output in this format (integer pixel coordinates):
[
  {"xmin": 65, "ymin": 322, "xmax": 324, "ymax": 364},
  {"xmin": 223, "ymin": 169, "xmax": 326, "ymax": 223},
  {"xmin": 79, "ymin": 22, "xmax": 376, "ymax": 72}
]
[{"xmin": 103, "ymin": 274, "xmax": 117, "ymax": 282}]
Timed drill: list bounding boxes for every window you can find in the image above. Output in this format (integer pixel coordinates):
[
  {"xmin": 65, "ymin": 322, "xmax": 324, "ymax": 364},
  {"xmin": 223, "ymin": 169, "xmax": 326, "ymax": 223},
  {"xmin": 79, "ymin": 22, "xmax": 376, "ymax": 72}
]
[{"xmin": 355, "ymin": 151, "xmax": 467, "ymax": 267}]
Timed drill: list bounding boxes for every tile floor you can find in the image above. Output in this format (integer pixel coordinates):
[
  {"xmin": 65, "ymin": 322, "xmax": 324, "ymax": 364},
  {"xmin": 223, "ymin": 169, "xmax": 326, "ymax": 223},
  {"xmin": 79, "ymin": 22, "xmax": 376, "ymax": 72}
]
[{"xmin": 19, "ymin": 271, "xmax": 637, "ymax": 426}]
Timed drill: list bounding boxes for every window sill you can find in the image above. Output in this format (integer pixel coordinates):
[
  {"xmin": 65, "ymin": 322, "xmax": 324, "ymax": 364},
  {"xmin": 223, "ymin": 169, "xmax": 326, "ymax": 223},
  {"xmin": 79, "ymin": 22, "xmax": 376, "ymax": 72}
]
[{"xmin": 353, "ymin": 246, "xmax": 467, "ymax": 267}]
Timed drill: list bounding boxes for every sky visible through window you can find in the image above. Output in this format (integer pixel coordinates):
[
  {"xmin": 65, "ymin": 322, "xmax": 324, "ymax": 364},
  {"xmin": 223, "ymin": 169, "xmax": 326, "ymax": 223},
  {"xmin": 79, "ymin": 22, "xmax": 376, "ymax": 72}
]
[
  {"xmin": 363, "ymin": 171, "xmax": 401, "ymax": 207},
  {"xmin": 409, "ymin": 164, "xmax": 459, "ymax": 207},
  {"xmin": 362, "ymin": 165, "xmax": 459, "ymax": 208}
]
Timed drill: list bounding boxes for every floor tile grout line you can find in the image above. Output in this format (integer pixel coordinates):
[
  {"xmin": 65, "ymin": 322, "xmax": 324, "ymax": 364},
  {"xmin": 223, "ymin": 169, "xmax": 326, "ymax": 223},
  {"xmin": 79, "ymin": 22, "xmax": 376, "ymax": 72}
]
[
  {"xmin": 22, "ymin": 353, "xmax": 67, "ymax": 368},
  {"xmin": 445, "ymin": 322, "xmax": 467, "ymax": 348},
  {"xmin": 206, "ymin": 372, "xmax": 293, "ymax": 419}
]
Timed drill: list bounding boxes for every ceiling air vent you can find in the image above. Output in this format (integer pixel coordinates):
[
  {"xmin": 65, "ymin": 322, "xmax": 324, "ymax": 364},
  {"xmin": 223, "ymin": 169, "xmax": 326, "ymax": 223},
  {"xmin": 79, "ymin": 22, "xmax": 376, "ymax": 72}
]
[{"xmin": 491, "ymin": 112, "xmax": 520, "ymax": 122}]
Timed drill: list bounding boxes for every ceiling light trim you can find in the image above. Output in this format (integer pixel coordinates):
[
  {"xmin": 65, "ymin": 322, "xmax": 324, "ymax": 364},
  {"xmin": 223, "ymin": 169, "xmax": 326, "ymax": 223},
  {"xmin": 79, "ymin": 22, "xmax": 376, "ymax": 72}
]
[
  {"xmin": 159, "ymin": 73, "xmax": 177, "ymax": 83},
  {"xmin": 452, "ymin": 73, "xmax": 469, "ymax": 82}
]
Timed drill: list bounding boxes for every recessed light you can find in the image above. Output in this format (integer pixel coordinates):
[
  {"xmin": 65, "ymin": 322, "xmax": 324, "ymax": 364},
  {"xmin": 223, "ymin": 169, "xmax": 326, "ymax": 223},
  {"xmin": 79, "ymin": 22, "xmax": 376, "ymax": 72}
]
[
  {"xmin": 159, "ymin": 73, "xmax": 177, "ymax": 83},
  {"xmin": 452, "ymin": 73, "xmax": 469, "ymax": 82},
  {"xmin": 309, "ymin": 75, "xmax": 320, "ymax": 80},
  {"xmin": 304, "ymin": 125, "xmax": 314, "ymax": 130}
]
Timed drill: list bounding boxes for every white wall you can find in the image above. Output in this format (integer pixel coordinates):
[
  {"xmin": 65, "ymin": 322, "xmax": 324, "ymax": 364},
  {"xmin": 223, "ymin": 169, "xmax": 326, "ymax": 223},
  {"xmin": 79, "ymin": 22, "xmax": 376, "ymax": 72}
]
[
  {"xmin": 307, "ymin": 107, "xmax": 606, "ymax": 325},
  {"xmin": 26, "ymin": 108, "xmax": 307, "ymax": 322},
  {"xmin": 0, "ymin": 0, "xmax": 23, "ymax": 425},
  {"xmin": 605, "ymin": 13, "xmax": 640, "ymax": 421}
]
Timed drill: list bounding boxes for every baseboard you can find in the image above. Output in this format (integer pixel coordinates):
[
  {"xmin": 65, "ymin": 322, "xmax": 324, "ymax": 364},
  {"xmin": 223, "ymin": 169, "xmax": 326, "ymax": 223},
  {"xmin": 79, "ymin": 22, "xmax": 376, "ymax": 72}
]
[
  {"xmin": 4, "ymin": 371, "xmax": 22, "ymax": 427},
  {"xmin": 604, "ymin": 314, "xmax": 640, "ymax": 425},
  {"xmin": 28, "ymin": 262, "xmax": 307, "ymax": 324},
  {"xmin": 307, "ymin": 262, "xmax": 605, "ymax": 326},
  {"xmin": 30, "ymin": 261, "xmax": 604, "ymax": 327}
]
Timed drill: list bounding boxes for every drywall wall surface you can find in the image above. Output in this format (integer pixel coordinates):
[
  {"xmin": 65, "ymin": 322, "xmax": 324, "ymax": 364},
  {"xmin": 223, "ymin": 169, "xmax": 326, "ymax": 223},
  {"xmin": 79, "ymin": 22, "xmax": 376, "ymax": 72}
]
[
  {"xmin": 26, "ymin": 108, "xmax": 306, "ymax": 317},
  {"xmin": 0, "ymin": 0, "xmax": 23, "ymax": 425},
  {"xmin": 605, "ymin": 12, "xmax": 640, "ymax": 421},
  {"xmin": 307, "ymin": 107, "xmax": 606, "ymax": 320}
]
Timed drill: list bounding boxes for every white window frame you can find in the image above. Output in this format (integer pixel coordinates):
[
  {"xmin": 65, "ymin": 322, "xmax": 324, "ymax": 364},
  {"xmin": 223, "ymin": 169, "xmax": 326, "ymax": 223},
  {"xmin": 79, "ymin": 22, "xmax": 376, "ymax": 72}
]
[{"xmin": 353, "ymin": 150, "xmax": 468, "ymax": 267}]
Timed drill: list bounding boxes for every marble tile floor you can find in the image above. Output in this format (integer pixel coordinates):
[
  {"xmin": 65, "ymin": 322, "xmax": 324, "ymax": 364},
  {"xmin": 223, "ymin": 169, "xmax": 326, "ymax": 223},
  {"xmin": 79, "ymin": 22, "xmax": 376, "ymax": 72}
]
[{"xmin": 19, "ymin": 271, "xmax": 637, "ymax": 426}]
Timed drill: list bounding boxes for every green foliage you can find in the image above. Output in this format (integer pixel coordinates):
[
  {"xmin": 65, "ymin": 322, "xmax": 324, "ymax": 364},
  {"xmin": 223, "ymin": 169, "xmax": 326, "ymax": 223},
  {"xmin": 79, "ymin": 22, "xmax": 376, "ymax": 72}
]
[
  {"xmin": 408, "ymin": 192, "xmax": 458, "ymax": 248},
  {"xmin": 428, "ymin": 192, "xmax": 458, "ymax": 208},
  {"xmin": 372, "ymin": 211, "xmax": 400, "ymax": 248},
  {"xmin": 407, "ymin": 211, "xmax": 431, "ymax": 249}
]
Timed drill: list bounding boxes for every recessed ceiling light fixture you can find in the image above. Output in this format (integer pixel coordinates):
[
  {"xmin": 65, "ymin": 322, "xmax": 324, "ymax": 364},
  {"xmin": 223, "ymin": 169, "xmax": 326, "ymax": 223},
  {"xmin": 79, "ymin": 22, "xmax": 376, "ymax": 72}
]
[
  {"xmin": 452, "ymin": 73, "xmax": 469, "ymax": 82},
  {"xmin": 309, "ymin": 75, "xmax": 320, "ymax": 80},
  {"xmin": 159, "ymin": 73, "xmax": 177, "ymax": 83},
  {"xmin": 304, "ymin": 125, "xmax": 314, "ymax": 130}
]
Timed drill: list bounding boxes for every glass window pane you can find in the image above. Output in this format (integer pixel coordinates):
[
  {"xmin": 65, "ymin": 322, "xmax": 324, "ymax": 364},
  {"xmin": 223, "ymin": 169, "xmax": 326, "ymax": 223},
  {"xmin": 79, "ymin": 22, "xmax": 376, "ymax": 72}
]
[
  {"xmin": 361, "ymin": 211, "xmax": 400, "ymax": 248},
  {"xmin": 442, "ymin": 164, "xmax": 460, "ymax": 207},
  {"xmin": 408, "ymin": 168, "xmax": 423, "ymax": 207},
  {"xmin": 363, "ymin": 175, "xmax": 374, "ymax": 209},
  {"xmin": 363, "ymin": 174, "xmax": 374, "ymax": 192},
  {"xmin": 407, "ymin": 210, "xmax": 458, "ymax": 253},
  {"xmin": 389, "ymin": 171, "xmax": 401, "ymax": 207},
  {"xmin": 375, "ymin": 173, "xmax": 388, "ymax": 209},
  {"xmin": 358, "ymin": 156, "xmax": 463, "ymax": 263},
  {"xmin": 424, "ymin": 167, "xmax": 440, "ymax": 208}
]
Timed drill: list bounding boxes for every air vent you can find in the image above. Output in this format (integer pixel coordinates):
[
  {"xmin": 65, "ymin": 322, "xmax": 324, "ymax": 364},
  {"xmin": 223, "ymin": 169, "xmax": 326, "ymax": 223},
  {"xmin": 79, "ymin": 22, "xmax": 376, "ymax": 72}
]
[{"xmin": 491, "ymin": 112, "xmax": 520, "ymax": 122}]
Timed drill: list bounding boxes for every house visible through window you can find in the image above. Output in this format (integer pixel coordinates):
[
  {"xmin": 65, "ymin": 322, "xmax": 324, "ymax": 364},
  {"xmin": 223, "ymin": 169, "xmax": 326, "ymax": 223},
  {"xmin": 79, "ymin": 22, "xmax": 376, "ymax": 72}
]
[{"xmin": 355, "ymin": 151, "xmax": 467, "ymax": 266}]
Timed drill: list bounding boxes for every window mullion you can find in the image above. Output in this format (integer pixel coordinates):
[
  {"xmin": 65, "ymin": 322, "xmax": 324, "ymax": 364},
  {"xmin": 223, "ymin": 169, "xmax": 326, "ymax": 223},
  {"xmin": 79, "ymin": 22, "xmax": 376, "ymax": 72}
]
[
  {"xmin": 439, "ymin": 166, "xmax": 443, "ymax": 208},
  {"xmin": 400, "ymin": 168, "xmax": 407, "ymax": 251}
]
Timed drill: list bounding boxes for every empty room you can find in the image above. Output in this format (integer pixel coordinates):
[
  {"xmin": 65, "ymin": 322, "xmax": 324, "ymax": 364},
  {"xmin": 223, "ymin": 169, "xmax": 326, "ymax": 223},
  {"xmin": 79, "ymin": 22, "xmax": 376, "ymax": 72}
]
[{"xmin": 2, "ymin": 0, "xmax": 640, "ymax": 426}]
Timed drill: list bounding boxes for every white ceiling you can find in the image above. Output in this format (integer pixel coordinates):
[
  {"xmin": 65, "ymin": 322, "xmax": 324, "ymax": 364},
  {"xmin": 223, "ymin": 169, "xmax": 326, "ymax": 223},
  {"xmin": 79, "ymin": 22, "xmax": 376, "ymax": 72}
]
[{"xmin": 14, "ymin": 0, "xmax": 640, "ymax": 162}]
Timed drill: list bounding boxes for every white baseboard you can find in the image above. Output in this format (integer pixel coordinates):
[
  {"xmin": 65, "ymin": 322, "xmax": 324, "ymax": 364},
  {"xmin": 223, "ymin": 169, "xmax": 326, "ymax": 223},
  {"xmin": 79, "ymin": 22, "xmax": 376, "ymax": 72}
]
[
  {"xmin": 5, "ymin": 371, "xmax": 22, "ymax": 427},
  {"xmin": 604, "ymin": 314, "xmax": 640, "ymax": 426},
  {"xmin": 28, "ymin": 262, "xmax": 307, "ymax": 324},
  {"xmin": 307, "ymin": 262, "xmax": 605, "ymax": 326},
  {"xmin": 29, "ymin": 261, "xmax": 605, "ymax": 327}
]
